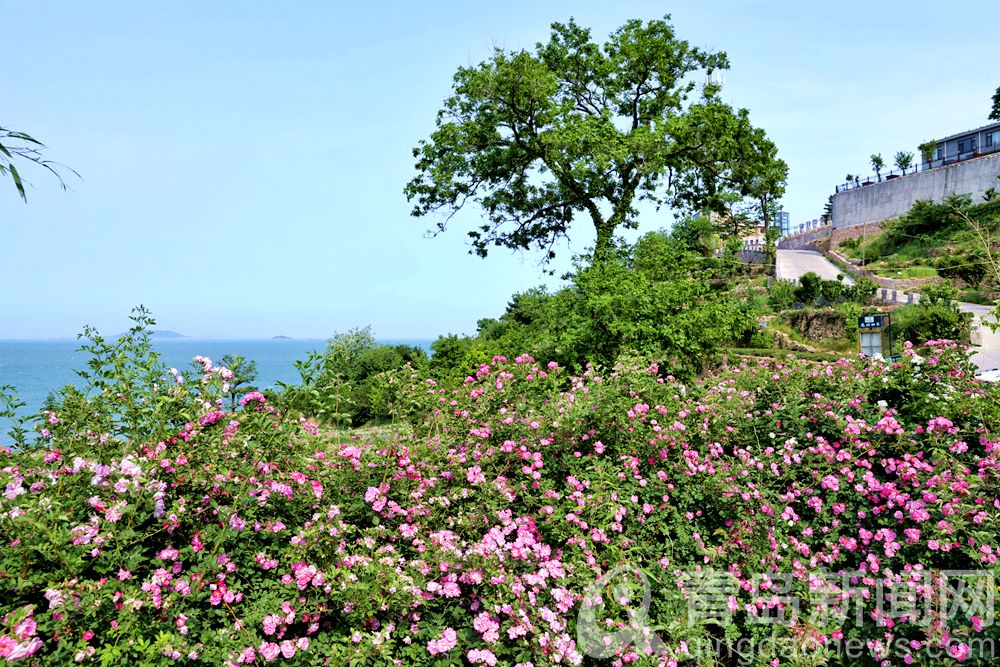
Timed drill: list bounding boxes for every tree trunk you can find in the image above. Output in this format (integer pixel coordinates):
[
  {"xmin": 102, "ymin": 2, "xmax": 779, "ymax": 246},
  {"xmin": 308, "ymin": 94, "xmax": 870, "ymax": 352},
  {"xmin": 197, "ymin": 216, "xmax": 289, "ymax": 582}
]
[
  {"xmin": 594, "ymin": 222, "xmax": 615, "ymax": 263},
  {"xmin": 592, "ymin": 192, "xmax": 637, "ymax": 263}
]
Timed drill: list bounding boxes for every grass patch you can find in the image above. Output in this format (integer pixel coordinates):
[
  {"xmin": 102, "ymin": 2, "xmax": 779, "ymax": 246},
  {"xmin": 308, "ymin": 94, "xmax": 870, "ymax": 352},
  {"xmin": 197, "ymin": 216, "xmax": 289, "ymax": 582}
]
[
  {"xmin": 871, "ymin": 265, "xmax": 938, "ymax": 279},
  {"xmin": 824, "ymin": 252, "xmax": 861, "ymax": 279},
  {"xmin": 959, "ymin": 289, "xmax": 998, "ymax": 306}
]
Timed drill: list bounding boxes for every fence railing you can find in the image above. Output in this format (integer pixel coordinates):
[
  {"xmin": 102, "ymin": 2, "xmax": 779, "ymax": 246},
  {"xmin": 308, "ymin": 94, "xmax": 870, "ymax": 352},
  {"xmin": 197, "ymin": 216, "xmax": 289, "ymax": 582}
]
[
  {"xmin": 835, "ymin": 165, "xmax": 920, "ymax": 193},
  {"xmin": 920, "ymin": 143, "xmax": 1000, "ymax": 170},
  {"xmin": 835, "ymin": 143, "xmax": 1000, "ymax": 193}
]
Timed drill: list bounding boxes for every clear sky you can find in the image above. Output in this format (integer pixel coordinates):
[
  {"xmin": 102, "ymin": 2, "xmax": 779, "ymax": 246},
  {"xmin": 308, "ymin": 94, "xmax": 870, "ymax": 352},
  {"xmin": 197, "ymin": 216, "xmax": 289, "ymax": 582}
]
[{"xmin": 1, "ymin": 0, "xmax": 995, "ymax": 339}]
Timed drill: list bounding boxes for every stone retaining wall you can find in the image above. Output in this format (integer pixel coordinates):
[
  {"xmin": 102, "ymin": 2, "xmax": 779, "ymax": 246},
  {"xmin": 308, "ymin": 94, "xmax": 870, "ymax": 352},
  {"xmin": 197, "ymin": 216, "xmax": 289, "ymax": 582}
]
[
  {"xmin": 830, "ymin": 222, "xmax": 884, "ymax": 249},
  {"xmin": 739, "ymin": 250, "xmax": 768, "ymax": 264},
  {"xmin": 778, "ymin": 224, "xmax": 833, "ymax": 250}
]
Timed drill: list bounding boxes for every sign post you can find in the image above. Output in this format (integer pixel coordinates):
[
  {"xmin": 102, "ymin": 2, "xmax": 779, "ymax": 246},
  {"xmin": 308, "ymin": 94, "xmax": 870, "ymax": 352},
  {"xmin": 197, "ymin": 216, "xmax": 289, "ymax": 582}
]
[{"xmin": 858, "ymin": 313, "xmax": 892, "ymax": 358}]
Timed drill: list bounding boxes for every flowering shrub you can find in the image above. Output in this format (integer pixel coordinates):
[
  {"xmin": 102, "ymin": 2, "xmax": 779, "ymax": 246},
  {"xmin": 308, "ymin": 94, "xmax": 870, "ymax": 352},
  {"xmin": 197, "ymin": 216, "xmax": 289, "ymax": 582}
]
[{"xmin": 1, "ymin": 327, "xmax": 999, "ymax": 665}]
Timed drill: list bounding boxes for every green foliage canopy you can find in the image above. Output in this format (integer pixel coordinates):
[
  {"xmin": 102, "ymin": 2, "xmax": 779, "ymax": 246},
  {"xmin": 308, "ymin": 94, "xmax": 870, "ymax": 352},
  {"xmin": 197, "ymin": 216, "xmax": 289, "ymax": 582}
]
[
  {"xmin": 427, "ymin": 231, "xmax": 762, "ymax": 380},
  {"xmin": 870, "ymin": 153, "xmax": 885, "ymax": 180},
  {"xmin": 918, "ymin": 140, "xmax": 937, "ymax": 165},
  {"xmin": 405, "ymin": 16, "xmax": 787, "ymax": 263},
  {"xmin": 894, "ymin": 283, "xmax": 972, "ymax": 346},
  {"xmin": 276, "ymin": 327, "xmax": 428, "ymax": 426},
  {"xmin": 789, "ymin": 272, "xmax": 878, "ymax": 308},
  {"xmin": 668, "ymin": 214, "xmax": 717, "ymax": 257},
  {"xmin": 886, "ymin": 194, "xmax": 971, "ymax": 241},
  {"xmin": 894, "ymin": 150, "xmax": 914, "ymax": 173}
]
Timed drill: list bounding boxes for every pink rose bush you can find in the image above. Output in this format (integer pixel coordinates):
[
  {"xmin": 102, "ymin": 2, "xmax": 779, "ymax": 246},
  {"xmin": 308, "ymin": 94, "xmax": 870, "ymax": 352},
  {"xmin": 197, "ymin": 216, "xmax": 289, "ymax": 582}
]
[{"xmin": 0, "ymin": 331, "xmax": 998, "ymax": 665}]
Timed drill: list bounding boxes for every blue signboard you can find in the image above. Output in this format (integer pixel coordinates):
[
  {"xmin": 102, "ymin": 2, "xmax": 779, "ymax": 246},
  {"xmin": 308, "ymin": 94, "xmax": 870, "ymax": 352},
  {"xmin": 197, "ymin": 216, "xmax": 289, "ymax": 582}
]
[{"xmin": 858, "ymin": 314, "xmax": 888, "ymax": 330}]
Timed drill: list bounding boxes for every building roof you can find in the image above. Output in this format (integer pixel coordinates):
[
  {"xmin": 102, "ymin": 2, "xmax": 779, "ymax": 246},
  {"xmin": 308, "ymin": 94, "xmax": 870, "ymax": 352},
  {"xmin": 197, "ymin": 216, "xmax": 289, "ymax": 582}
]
[{"xmin": 934, "ymin": 120, "xmax": 1000, "ymax": 144}]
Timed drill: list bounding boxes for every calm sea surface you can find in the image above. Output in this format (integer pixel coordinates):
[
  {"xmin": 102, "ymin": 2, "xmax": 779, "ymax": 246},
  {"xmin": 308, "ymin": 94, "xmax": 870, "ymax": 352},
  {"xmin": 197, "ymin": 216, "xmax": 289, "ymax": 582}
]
[{"xmin": 0, "ymin": 338, "xmax": 432, "ymax": 437}]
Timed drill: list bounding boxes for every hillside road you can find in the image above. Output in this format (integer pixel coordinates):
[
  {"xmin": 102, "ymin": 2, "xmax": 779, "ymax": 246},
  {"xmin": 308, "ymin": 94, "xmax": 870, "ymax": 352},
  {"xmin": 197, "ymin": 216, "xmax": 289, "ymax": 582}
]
[
  {"xmin": 960, "ymin": 304, "xmax": 1000, "ymax": 374},
  {"xmin": 775, "ymin": 249, "xmax": 855, "ymax": 284}
]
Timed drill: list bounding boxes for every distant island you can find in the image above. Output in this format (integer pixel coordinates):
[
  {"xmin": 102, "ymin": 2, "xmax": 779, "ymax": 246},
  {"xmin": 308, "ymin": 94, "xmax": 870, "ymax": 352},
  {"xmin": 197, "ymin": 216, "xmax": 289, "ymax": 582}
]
[
  {"xmin": 271, "ymin": 335, "xmax": 292, "ymax": 340},
  {"xmin": 149, "ymin": 330, "xmax": 188, "ymax": 339}
]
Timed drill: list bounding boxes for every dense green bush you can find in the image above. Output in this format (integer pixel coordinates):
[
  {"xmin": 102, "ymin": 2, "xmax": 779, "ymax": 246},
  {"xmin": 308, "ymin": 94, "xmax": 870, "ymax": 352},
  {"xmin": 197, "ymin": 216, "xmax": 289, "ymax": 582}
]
[
  {"xmin": 893, "ymin": 304, "xmax": 971, "ymax": 347},
  {"xmin": 887, "ymin": 194, "xmax": 971, "ymax": 241},
  {"xmin": 275, "ymin": 327, "xmax": 427, "ymax": 425},
  {"xmin": 937, "ymin": 252, "xmax": 988, "ymax": 288},
  {"xmin": 834, "ymin": 301, "xmax": 863, "ymax": 343},
  {"xmin": 851, "ymin": 275, "xmax": 879, "ymax": 302},
  {"xmin": 893, "ymin": 283, "xmax": 973, "ymax": 346},
  {"xmin": 793, "ymin": 273, "xmax": 875, "ymax": 308},
  {"xmin": 668, "ymin": 214, "xmax": 718, "ymax": 258},
  {"xmin": 819, "ymin": 276, "xmax": 847, "ymax": 303},
  {"xmin": 427, "ymin": 333, "xmax": 476, "ymax": 383},
  {"xmin": 795, "ymin": 272, "xmax": 823, "ymax": 304},
  {"xmin": 428, "ymin": 232, "xmax": 762, "ymax": 382},
  {"xmin": 767, "ymin": 280, "xmax": 797, "ymax": 310},
  {"xmin": 837, "ymin": 236, "xmax": 860, "ymax": 252}
]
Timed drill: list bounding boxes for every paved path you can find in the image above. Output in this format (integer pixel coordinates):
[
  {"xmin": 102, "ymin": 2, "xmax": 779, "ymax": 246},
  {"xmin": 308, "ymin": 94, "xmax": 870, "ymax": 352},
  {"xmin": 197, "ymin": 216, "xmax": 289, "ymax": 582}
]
[
  {"xmin": 960, "ymin": 304, "xmax": 1000, "ymax": 374},
  {"xmin": 775, "ymin": 249, "xmax": 1000, "ymax": 375},
  {"xmin": 775, "ymin": 249, "xmax": 855, "ymax": 284}
]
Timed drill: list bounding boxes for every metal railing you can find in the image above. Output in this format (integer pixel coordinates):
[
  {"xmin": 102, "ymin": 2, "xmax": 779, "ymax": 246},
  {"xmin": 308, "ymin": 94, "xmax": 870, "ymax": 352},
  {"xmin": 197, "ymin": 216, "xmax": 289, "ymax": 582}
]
[
  {"xmin": 920, "ymin": 143, "xmax": 1000, "ymax": 170},
  {"xmin": 835, "ymin": 143, "xmax": 1000, "ymax": 193},
  {"xmin": 835, "ymin": 165, "xmax": 921, "ymax": 193}
]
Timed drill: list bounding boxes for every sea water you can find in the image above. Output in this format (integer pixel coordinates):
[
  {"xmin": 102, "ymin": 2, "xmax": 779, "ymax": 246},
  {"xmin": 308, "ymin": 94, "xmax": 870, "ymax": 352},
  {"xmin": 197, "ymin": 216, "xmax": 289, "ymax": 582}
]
[{"xmin": 0, "ymin": 338, "xmax": 432, "ymax": 437}]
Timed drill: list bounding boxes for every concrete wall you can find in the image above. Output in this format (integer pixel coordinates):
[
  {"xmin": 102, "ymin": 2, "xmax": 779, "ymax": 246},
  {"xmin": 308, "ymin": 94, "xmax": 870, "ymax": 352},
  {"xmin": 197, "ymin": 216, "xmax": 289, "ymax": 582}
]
[{"xmin": 832, "ymin": 153, "xmax": 1000, "ymax": 229}]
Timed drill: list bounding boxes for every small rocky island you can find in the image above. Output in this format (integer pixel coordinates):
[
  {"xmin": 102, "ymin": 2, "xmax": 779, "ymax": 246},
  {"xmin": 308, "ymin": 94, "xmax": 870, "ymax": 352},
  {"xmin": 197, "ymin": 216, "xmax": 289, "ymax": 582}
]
[{"xmin": 149, "ymin": 330, "xmax": 188, "ymax": 339}]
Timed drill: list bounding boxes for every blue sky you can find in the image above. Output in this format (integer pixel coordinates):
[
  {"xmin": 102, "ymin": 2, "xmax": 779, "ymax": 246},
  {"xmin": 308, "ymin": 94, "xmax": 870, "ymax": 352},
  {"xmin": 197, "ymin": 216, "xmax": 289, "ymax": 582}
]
[{"xmin": 1, "ymin": 0, "xmax": 995, "ymax": 339}]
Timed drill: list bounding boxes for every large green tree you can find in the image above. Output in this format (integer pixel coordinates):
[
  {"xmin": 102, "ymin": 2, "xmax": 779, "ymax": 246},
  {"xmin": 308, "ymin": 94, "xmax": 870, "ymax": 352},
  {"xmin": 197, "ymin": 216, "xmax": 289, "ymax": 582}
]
[
  {"xmin": 0, "ymin": 126, "xmax": 75, "ymax": 201},
  {"xmin": 405, "ymin": 16, "xmax": 787, "ymax": 263},
  {"xmin": 990, "ymin": 85, "xmax": 1000, "ymax": 121}
]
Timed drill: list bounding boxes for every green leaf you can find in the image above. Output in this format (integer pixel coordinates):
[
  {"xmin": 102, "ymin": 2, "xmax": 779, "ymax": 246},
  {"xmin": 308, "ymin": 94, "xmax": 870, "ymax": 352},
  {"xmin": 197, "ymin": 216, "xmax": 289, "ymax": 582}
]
[{"xmin": 9, "ymin": 163, "xmax": 25, "ymax": 201}]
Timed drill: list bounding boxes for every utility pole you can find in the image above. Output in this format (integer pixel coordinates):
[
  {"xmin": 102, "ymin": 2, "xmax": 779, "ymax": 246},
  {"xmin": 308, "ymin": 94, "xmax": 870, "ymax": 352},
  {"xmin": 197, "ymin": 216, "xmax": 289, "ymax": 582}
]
[{"xmin": 861, "ymin": 219, "xmax": 867, "ymax": 268}]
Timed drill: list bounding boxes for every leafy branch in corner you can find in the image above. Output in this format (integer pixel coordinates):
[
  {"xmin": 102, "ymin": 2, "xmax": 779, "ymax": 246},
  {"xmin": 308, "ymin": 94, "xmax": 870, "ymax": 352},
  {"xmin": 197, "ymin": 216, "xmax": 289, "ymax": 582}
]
[{"xmin": 0, "ymin": 126, "xmax": 79, "ymax": 202}]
